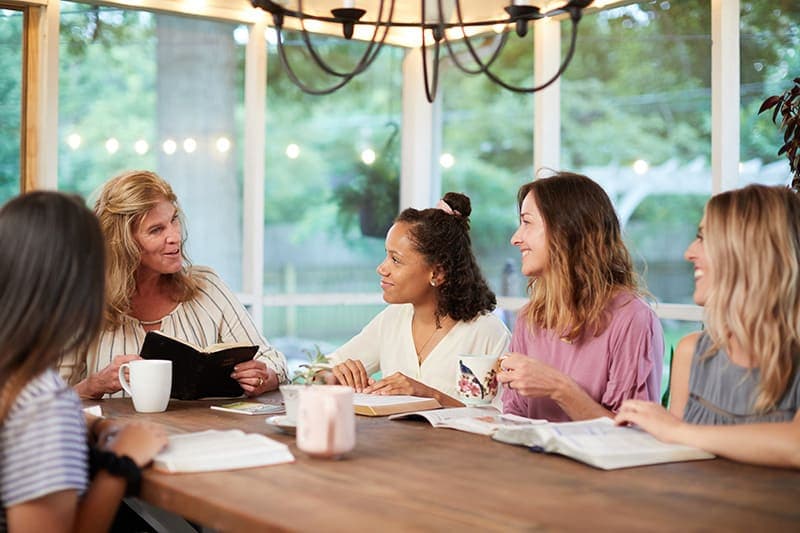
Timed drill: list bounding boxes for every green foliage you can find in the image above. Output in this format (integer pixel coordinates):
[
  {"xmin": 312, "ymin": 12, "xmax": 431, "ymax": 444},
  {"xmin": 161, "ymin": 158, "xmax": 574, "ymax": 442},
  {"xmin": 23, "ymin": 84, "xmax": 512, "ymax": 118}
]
[
  {"xmin": 0, "ymin": 10, "xmax": 23, "ymax": 203},
  {"xmin": 759, "ymin": 77, "xmax": 800, "ymax": 186},
  {"xmin": 58, "ymin": 3, "xmax": 157, "ymax": 197},
  {"xmin": 291, "ymin": 344, "xmax": 332, "ymax": 384},
  {"xmin": 331, "ymin": 124, "xmax": 400, "ymax": 238}
]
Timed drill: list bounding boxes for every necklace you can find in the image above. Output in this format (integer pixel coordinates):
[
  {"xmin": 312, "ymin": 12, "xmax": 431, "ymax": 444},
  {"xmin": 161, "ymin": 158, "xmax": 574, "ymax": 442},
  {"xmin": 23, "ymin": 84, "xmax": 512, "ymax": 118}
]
[
  {"xmin": 139, "ymin": 318, "xmax": 163, "ymax": 326},
  {"xmin": 415, "ymin": 326, "xmax": 440, "ymax": 357}
]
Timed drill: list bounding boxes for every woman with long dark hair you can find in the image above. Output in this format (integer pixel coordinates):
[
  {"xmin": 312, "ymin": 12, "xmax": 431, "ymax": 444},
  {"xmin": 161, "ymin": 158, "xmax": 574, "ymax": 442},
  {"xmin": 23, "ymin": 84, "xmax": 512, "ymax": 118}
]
[{"xmin": 0, "ymin": 191, "xmax": 165, "ymax": 532}]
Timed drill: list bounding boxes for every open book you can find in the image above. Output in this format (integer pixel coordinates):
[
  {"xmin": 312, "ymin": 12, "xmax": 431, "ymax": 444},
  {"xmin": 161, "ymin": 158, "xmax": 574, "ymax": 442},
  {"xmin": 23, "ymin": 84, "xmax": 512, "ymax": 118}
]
[
  {"xmin": 389, "ymin": 406, "xmax": 546, "ymax": 436},
  {"xmin": 210, "ymin": 401, "xmax": 284, "ymax": 416},
  {"xmin": 140, "ymin": 330, "xmax": 257, "ymax": 400},
  {"xmin": 153, "ymin": 430, "xmax": 294, "ymax": 473},
  {"xmin": 493, "ymin": 417, "xmax": 715, "ymax": 470},
  {"xmin": 352, "ymin": 393, "xmax": 441, "ymax": 416}
]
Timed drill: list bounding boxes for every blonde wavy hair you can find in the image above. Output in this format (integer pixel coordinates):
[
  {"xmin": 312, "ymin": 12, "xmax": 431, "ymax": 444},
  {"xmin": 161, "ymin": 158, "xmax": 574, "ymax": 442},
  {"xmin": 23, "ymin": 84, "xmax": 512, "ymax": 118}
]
[
  {"xmin": 94, "ymin": 170, "xmax": 199, "ymax": 328},
  {"xmin": 702, "ymin": 184, "xmax": 800, "ymax": 412},
  {"xmin": 518, "ymin": 172, "xmax": 641, "ymax": 342}
]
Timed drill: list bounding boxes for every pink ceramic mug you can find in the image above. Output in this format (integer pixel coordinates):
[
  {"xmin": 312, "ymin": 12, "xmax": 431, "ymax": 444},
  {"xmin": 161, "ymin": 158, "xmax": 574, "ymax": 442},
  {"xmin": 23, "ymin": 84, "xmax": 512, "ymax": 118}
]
[{"xmin": 296, "ymin": 385, "xmax": 355, "ymax": 459}]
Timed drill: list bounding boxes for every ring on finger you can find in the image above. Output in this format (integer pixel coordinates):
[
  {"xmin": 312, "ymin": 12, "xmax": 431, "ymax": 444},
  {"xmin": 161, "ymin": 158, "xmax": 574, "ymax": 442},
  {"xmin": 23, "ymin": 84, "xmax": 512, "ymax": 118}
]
[{"xmin": 257, "ymin": 377, "xmax": 264, "ymax": 387}]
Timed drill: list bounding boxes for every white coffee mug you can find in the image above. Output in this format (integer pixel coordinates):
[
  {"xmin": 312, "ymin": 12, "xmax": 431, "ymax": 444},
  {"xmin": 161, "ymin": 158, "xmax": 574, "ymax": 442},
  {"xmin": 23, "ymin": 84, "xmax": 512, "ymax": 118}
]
[
  {"xmin": 296, "ymin": 385, "xmax": 355, "ymax": 459},
  {"xmin": 119, "ymin": 359, "xmax": 172, "ymax": 413},
  {"xmin": 279, "ymin": 383, "xmax": 303, "ymax": 425},
  {"xmin": 457, "ymin": 354, "xmax": 500, "ymax": 406}
]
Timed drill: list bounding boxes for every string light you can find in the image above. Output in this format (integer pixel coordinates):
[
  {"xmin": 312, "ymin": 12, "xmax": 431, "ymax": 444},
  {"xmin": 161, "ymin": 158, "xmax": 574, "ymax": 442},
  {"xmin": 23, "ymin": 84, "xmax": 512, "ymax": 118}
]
[
  {"xmin": 66, "ymin": 133, "xmax": 82, "ymax": 150},
  {"xmin": 105, "ymin": 138, "xmax": 120, "ymax": 154},
  {"xmin": 163, "ymin": 139, "xmax": 177, "ymax": 155}
]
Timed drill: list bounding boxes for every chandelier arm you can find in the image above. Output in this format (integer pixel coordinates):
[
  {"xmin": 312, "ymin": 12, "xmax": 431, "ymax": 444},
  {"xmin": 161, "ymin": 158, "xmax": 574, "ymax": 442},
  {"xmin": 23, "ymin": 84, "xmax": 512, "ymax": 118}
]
[
  {"xmin": 437, "ymin": 0, "xmax": 508, "ymax": 74},
  {"xmin": 274, "ymin": 26, "xmax": 362, "ymax": 94},
  {"xmin": 419, "ymin": 1, "xmax": 441, "ymax": 103},
  {"xmin": 294, "ymin": 0, "xmax": 394, "ymax": 79},
  {"xmin": 455, "ymin": 12, "xmax": 580, "ymax": 94},
  {"xmin": 442, "ymin": 31, "xmax": 508, "ymax": 76}
]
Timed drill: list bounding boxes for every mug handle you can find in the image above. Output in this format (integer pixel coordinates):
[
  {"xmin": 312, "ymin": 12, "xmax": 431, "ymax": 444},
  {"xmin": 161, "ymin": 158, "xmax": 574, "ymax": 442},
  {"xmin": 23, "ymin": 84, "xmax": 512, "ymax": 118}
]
[{"xmin": 118, "ymin": 363, "xmax": 134, "ymax": 397}]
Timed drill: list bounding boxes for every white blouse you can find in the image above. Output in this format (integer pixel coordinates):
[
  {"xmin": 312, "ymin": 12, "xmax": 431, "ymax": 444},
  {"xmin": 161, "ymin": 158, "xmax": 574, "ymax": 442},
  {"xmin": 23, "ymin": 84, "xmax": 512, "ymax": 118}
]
[{"xmin": 328, "ymin": 304, "xmax": 511, "ymax": 399}]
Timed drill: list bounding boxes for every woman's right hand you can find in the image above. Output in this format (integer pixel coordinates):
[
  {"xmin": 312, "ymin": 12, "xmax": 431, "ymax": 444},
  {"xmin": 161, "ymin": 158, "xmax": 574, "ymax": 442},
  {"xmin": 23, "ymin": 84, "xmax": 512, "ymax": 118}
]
[
  {"xmin": 330, "ymin": 359, "xmax": 372, "ymax": 392},
  {"xmin": 77, "ymin": 354, "xmax": 141, "ymax": 399},
  {"xmin": 109, "ymin": 421, "xmax": 168, "ymax": 468}
]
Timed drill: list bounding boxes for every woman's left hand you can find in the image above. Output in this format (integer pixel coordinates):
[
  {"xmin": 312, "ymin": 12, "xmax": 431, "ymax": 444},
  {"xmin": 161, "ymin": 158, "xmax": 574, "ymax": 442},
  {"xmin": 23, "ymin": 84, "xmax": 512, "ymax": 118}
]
[
  {"xmin": 496, "ymin": 352, "xmax": 570, "ymax": 399},
  {"xmin": 363, "ymin": 372, "xmax": 432, "ymax": 397},
  {"xmin": 232, "ymin": 360, "xmax": 276, "ymax": 396},
  {"xmin": 615, "ymin": 399, "xmax": 684, "ymax": 443}
]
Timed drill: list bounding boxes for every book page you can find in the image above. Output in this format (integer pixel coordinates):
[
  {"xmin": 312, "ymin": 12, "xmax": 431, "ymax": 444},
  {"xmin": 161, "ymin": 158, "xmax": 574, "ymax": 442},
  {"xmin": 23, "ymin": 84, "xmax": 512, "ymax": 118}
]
[
  {"xmin": 493, "ymin": 418, "xmax": 714, "ymax": 469},
  {"xmin": 352, "ymin": 393, "xmax": 437, "ymax": 407},
  {"xmin": 210, "ymin": 401, "xmax": 284, "ymax": 415},
  {"xmin": 390, "ymin": 406, "xmax": 546, "ymax": 435},
  {"xmin": 154, "ymin": 430, "xmax": 294, "ymax": 472},
  {"xmin": 202, "ymin": 341, "xmax": 257, "ymax": 353},
  {"xmin": 548, "ymin": 418, "xmax": 712, "ymax": 457}
]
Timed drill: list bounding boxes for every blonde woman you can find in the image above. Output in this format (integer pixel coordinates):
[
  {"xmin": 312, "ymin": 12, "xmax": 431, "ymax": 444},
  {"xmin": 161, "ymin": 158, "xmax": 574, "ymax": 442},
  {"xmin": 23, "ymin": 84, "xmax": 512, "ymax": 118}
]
[
  {"xmin": 617, "ymin": 184, "xmax": 800, "ymax": 468},
  {"xmin": 498, "ymin": 172, "xmax": 664, "ymax": 421},
  {"xmin": 59, "ymin": 170, "xmax": 288, "ymax": 399}
]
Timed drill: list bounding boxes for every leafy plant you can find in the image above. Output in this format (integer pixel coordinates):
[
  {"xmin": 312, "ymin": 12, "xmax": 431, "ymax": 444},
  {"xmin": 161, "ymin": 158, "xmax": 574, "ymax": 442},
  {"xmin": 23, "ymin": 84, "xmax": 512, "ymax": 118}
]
[
  {"xmin": 332, "ymin": 122, "xmax": 400, "ymax": 238},
  {"xmin": 291, "ymin": 344, "xmax": 332, "ymax": 385},
  {"xmin": 759, "ymin": 77, "xmax": 800, "ymax": 189}
]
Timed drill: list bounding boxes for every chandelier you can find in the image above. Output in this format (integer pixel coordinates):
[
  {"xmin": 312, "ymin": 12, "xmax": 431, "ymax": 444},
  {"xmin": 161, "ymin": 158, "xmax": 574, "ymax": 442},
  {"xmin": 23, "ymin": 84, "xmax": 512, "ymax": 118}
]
[{"xmin": 251, "ymin": 0, "xmax": 595, "ymax": 102}]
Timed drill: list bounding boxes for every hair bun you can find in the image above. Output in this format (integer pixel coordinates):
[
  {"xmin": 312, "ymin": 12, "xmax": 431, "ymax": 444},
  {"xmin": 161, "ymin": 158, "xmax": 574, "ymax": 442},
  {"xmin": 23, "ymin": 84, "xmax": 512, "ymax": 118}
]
[{"xmin": 442, "ymin": 192, "xmax": 471, "ymax": 218}]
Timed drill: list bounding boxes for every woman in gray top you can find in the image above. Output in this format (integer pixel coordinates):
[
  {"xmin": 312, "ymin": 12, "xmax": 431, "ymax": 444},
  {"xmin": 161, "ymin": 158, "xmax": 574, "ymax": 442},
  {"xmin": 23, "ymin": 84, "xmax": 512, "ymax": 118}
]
[{"xmin": 616, "ymin": 184, "xmax": 800, "ymax": 469}]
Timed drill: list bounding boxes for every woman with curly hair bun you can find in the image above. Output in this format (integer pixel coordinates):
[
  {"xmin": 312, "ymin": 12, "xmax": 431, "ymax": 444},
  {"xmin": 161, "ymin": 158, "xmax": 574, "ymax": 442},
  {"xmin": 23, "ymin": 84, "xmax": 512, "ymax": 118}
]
[
  {"xmin": 499, "ymin": 172, "xmax": 664, "ymax": 421},
  {"xmin": 327, "ymin": 192, "xmax": 510, "ymax": 406}
]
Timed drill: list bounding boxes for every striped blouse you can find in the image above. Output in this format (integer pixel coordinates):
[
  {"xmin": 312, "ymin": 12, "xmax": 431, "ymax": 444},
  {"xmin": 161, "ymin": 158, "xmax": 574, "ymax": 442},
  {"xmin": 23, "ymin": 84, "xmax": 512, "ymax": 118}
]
[
  {"xmin": 0, "ymin": 369, "xmax": 88, "ymax": 532},
  {"xmin": 59, "ymin": 266, "xmax": 288, "ymax": 396}
]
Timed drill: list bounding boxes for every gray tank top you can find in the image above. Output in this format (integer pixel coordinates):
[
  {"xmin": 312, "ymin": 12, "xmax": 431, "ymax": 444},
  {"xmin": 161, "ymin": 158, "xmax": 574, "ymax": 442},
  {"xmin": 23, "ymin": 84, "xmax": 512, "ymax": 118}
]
[{"xmin": 683, "ymin": 333, "xmax": 800, "ymax": 425}]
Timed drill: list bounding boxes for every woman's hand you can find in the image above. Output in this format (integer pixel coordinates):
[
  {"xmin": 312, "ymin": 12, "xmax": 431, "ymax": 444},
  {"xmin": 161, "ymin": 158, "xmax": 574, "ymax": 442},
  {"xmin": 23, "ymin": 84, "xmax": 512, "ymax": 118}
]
[
  {"xmin": 108, "ymin": 422, "xmax": 168, "ymax": 468},
  {"xmin": 77, "ymin": 354, "xmax": 141, "ymax": 399},
  {"xmin": 232, "ymin": 360, "xmax": 277, "ymax": 396},
  {"xmin": 615, "ymin": 399, "xmax": 685, "ymax": 443},
  {"xmin": 496, "ymin": 352, "xmax": 570, "ymax": 399},
  {"xmin": 363, "ymin": 372, "xmax": 432, "ymax": 397},
  {"xmin": 330, "ymin": 359, "xmax": 372, "ymax": 392}
]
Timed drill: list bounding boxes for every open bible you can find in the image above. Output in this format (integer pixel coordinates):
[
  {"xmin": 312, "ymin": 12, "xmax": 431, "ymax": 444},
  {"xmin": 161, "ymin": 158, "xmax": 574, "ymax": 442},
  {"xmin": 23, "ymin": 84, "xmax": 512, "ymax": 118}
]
[
  {"xmin": 389, "ymin": 406, "xmax": 545, "ymax": 436},
  {"xmin": 140, "ymin": 330, "xmax": 257, "ymax": 400},
  {"xmin": 153, "ymin": 430, "xmax": 294, "ymax": 473},
  {"xmin": 492, "ymin": 417, "xmax": 715, "ymax": 470}
]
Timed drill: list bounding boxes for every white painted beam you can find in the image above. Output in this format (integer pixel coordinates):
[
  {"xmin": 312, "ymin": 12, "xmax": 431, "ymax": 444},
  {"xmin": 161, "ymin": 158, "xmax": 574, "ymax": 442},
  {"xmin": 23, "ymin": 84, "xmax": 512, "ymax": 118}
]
[
  {"xmin": 533, "ymin": 15, "xmax": 561, "ymax": 175},
  {"xmin": 711, "ymin": 0, "xmax": 740, "ymax": 193},
  {"xmin": 400, "ymin": 48, "xmax": 441, "ymax": 209}
]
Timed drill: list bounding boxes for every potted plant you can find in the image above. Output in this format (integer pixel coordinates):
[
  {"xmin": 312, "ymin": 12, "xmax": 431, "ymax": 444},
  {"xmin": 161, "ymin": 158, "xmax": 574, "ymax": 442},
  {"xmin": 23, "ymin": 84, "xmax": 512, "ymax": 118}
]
[
  {"xmin": 291, "ymin": 344, "xmax": 332, "ymax": 385},
  {"xmin": 332, "ymin": 122, "xmax": 400, "ymax": 238},
  {"xmin": 279, "ymin": 345, "xmax": 332, "ymax": 425},
  {"xmin": 759, "ymin": 77, "xmax": 800, "ymax": 189}
]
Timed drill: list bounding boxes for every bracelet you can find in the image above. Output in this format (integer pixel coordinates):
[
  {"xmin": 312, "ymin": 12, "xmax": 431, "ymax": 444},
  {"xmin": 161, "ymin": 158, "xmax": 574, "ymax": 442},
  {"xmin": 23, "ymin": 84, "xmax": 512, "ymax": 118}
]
[
  {"xmin": 88, "ymin": 418, "xmax": 103, "ymax": 441},
  {"xmin": 89, "ymin": 447, "xmax": 142, "ymax": 497}
]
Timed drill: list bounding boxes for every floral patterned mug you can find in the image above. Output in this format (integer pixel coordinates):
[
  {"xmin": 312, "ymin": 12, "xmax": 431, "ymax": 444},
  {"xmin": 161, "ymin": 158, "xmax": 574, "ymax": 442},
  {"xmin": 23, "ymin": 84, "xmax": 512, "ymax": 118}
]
[{"xmin": 457, "ymin": 354, "xmax": 500, "ymax": 405}]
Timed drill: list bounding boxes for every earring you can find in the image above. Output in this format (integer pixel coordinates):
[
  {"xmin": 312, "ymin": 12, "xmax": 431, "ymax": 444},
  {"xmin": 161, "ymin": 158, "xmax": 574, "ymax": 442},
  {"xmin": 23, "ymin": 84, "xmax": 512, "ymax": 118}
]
[{"xmin": 430, "ymin": 280, "xmax": 436, "ymax": 287}]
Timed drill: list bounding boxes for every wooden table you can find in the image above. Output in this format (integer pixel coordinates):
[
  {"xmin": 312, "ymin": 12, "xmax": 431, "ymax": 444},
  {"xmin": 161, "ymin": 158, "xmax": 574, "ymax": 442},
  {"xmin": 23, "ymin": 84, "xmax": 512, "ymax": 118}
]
[{"xmin": 92, "ymin": 396, "xmax": 800, "ymax": 532}]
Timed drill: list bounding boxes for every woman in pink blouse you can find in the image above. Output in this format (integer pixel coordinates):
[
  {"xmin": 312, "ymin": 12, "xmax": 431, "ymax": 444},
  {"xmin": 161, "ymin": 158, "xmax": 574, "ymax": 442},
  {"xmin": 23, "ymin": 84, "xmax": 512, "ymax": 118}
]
[{"xmin": 498, "ymin": 172, "xmax": 664, "ymax": 422}]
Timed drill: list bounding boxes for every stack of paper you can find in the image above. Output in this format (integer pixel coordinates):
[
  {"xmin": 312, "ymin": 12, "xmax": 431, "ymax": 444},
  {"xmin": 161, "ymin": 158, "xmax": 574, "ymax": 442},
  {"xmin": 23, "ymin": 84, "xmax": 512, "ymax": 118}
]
[{"xmin": 153, "ymin": 429, "xmax": 294, "ymax": 473}]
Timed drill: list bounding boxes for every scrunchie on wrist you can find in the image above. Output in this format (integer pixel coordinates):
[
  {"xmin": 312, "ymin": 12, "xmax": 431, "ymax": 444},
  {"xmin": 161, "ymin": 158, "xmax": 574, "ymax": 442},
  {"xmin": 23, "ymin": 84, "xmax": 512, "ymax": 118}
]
[{"xmin": 89, "ymin": 447, "xmax": 142, "ymax": 497}]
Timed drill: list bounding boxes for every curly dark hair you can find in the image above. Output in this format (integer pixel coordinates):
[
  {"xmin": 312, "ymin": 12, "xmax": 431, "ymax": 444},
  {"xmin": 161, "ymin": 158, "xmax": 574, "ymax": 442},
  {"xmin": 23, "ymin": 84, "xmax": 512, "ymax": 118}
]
[{"xmin": 395, "ymin": 192, "xmax": 496, "ymax": 322}]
